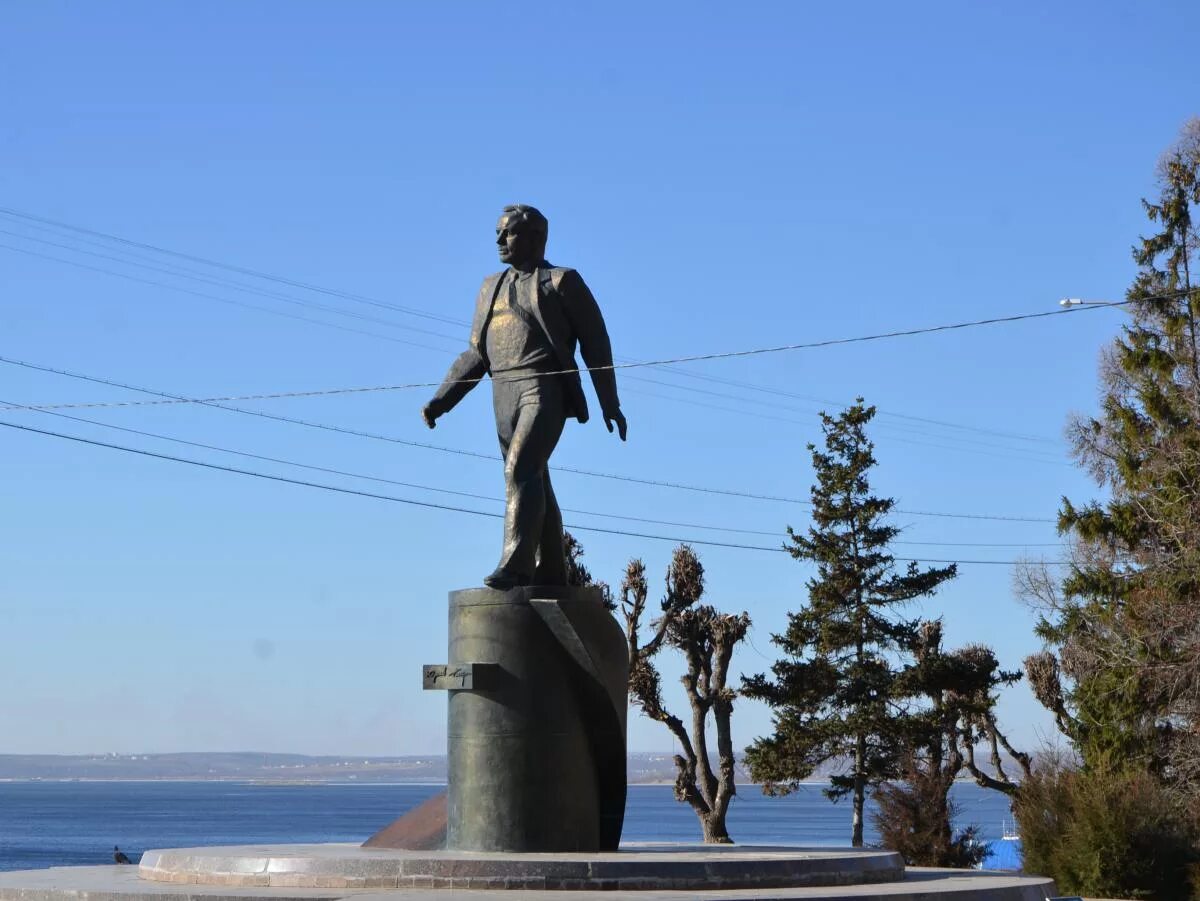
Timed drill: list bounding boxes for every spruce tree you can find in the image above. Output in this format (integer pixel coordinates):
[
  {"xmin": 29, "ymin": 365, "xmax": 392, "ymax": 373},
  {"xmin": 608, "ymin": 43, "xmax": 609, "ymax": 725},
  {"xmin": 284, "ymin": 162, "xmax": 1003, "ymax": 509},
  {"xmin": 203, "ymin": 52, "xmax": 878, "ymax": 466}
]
[
  {"xmin": 1022, "ymin": 118, "xmax": 1200, "ymax": 783},
  {"xmin": 742, "ymin": 401, "xmax": 956, "ymax": 847},
  {"xmin": 1010, "ymin": 119, "xmax": 1200, "ymax": 901}
]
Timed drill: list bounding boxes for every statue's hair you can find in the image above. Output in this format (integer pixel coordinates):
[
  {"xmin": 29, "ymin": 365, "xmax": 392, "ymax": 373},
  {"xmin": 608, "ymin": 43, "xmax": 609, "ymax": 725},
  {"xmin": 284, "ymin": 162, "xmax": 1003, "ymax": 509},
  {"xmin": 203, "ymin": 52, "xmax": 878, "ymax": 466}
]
[{"xmin": 501, "ymin": 204, "xmax": 549, "ymax": 246}]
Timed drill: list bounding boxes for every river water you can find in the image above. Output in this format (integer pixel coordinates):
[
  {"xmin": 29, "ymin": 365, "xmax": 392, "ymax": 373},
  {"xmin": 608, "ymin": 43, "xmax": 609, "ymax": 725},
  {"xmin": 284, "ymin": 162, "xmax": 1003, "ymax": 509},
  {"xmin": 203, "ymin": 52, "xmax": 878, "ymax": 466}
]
[{"xmin": 0, "ymin": 781, "xmax": 1015, "ymax": 872}]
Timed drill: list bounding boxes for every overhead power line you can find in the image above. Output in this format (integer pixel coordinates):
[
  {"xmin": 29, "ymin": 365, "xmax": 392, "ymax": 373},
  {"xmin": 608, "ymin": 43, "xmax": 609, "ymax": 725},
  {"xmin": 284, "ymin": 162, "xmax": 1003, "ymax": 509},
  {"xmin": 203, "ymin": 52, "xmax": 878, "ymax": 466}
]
[
  {"xmin": 0, "ymin": 242, "xmax": 460, "ymax": 355},
  {"xmin": 0, "ymin": 417, "xmax": 825, "ymax": 555},
  {"xmin": 0, "ymin": 417, "xmax": 1061, "ymax": 565},
  {"xmin": 1, "ymin": 300, "xmax": 1138, "ymax": 406},
  {"xmin": 640, "ymin": 363, "xmax": 1060, "ymax": 446},
  {"xmin": 0, "ymin": 206, "xmax": 466, "ymax": 327},
  {"xmin": 617, "ymin": 381, "xmax": 1068, "ymax": 467},
  {"xmin": 3, "ymin": 398, "xmax": 776, "ymax": 537},
  {"xmin": 0, "ymin": 228, "xmax": 465, "ymax": 342},
  {"xmin": 0, "ymin": 353, "xmax": 1057, "ymax": 523},
  {"xmin": 1, "ymin": 206, "xmax": 1137, "ymax": 450},
  {"xmin": 8, "ymin": 357, "xmax": 1070, "ymax": 467},
  {"xmin": 1, "ymin": 236, "xmax": 1065, "ymax": 460},
  {"xmin": 3, "ymin": 396, "xmax": 1062, "ymax": 548},
  {"xmin": 7, "ymin": 368, "xmax": 1072, "ymax": 467}
]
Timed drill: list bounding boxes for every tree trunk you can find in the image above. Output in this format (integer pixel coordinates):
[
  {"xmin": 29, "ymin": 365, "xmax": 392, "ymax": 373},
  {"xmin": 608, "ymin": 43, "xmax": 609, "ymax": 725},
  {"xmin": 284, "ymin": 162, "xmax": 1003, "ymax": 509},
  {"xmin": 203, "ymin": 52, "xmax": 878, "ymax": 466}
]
[
  {"xmin": 852, "ymin": 733, "xmax": 866, "ymax": 847},
  {"xmin": 710, "ymin": 687, "xmax": 738, "ymax": 845},
  {"xmin": 852, "ymin": 590, "xmax": 866, "ymax": 849},
  {"xmin": 936, "ymin": 774, "xmax": 952, "ymax": 852},
  {"xmin": 1177, "ymin": 224, "xmax": 1199, "ymax": 394},
  {"xmin": 701, "ymin": 813, "xmax": 733, "ymax": 844}
]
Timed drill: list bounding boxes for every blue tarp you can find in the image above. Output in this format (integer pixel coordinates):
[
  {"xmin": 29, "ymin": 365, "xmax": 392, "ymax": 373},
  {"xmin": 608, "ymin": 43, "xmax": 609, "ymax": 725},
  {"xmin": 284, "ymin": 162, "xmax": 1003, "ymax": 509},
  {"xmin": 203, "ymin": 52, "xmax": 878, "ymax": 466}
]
[{"xmin": 980, "ymin": 838, "xmax": 1022, "ymax": 871}]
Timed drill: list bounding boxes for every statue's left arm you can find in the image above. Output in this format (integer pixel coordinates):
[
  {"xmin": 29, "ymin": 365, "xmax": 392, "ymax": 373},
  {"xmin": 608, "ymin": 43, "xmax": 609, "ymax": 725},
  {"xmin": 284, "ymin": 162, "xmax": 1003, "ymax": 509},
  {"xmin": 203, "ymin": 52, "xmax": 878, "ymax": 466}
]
[{"xmin": 559, "ymin": 269, "xmax": 627, "ymax": 440}]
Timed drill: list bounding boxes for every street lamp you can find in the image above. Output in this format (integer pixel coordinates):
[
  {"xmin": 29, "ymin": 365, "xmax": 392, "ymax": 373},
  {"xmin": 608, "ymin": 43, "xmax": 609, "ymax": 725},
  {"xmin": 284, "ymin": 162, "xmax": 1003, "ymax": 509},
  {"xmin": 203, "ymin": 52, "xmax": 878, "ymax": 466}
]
[{"xmin": 1058, "ymin": 298, "xmax": 1114, "ymax": 307}]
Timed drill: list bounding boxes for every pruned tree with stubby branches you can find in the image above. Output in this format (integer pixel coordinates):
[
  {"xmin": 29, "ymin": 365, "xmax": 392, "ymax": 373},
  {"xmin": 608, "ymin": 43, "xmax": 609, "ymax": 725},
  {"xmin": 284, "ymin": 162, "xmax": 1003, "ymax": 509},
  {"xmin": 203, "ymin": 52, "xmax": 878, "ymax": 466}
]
[
  {"xmin": 874, "ymin": 620, "xmax": 1028, "ymax": 868},
  {"xmin": 621, "ymin": 546, "xmax": 751, "ymax": 844},
  {"xmin": 908, "ymin": 621, "xmax": 1029, "ymax": 797}
]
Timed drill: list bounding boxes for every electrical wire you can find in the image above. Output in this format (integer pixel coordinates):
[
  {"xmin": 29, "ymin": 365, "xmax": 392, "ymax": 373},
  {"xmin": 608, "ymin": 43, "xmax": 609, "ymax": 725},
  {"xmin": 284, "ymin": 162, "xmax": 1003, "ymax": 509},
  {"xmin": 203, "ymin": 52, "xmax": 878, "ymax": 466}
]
[
  {"xmin": 15, "ymin": 372, "xmax": 1069, "ymax": 469},
  {"xmin": 8, "ymin": 215, "xmax": 1064, "ymax": 449},
  {"xmin": 0, "ymin": 417, "xmax": 792, "ymax": 554},
  {"xmin": 641, "ymin": 362, "xmax": 1060, "ymax": 445},
  {"xmin": 0, "ymin": 206, "xmax": 466, "ymax": 327},
  {"xmin": 9, "ymin": 205, "xmax": 1189, "ymax": 463},
  {"xmin": 0, "ymin": 416, "xmax": 1062, "ymax": 565},
  {"xmin": 3, "ymin": 207, "xmax": 1149, "ymax": 450},
  {"xmin": 2, "ymin": 234, "xmax": 1066, "ymax": 460},
  {"xmin": 0, "ymin": 243, "xmax": 460, "ymax": 355},
  {"xmin": 3, "ymin": 396, "xmax": 1063, "ymax": 547},
  {"xmin": 0, "ymin": 354, "xmax": 1058, "ymax": 523},
  {"xmin": 620, "ymin": 368, "xmax": 1068, "ymax": 456},
  {"xmin": 0, "ymin": 228, "xmax": 465, "ymax": 342},
  {"xmin": 2, "ymin": 398, "xmax": 781, "ymax": 536},
  {"xmin": 618, "ymin": 383, "xmax": 1068, "ymax": 467},
  {"xmin": 0, "ymin": 299, "xmax": 1138, "ymax": 404}
]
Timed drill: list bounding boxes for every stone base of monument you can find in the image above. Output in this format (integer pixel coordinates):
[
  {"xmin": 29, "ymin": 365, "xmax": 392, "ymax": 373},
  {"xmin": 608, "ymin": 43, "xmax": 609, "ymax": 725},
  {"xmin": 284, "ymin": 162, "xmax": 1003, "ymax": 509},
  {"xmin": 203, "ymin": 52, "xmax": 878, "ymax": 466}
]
[
  {"xmin": 138, "ymin": 843, "xmax": 904, "ymax": 891},
  {"xmin": 0, "ymin": 584, "xmax": 1057, "ymax": 901},
  {"xmin": 0, "ymin": 854, "xmax": 1056, "ymax": 901},
  {"xmin": 426, "ymin": 586, "xmax": 630, "ymax": 854},
  {"xmin": 0, "ymin": 843, "xmax": 1056, "ymax": 901}
]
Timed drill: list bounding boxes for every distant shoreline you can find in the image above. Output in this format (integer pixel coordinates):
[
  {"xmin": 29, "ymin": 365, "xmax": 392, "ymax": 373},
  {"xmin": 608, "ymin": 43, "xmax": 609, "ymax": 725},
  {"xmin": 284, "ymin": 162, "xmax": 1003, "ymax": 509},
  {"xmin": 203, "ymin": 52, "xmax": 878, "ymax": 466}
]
[
  {"xmin": 0, "ymin": 778, "xmax": 993, "ymax": 789},
  {"xmin": 0, "ymin": 777, "xmax": 844, "ymax": 787},
  {"xmin": 0, "ymin": 751, "xmax": 1015, "ymax": 786}
]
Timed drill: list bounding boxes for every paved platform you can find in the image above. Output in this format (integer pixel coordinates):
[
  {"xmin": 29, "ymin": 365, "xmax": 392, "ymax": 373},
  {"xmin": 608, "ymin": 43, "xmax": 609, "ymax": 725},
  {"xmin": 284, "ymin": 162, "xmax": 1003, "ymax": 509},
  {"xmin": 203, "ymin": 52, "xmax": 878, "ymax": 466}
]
[
  {"xmin": 0, "ymin": 864, "xmax": 1057, "ymax": 901},
  {"xmin": 138, "ymin": 843, "xmax": 904, "ymax": 891}
]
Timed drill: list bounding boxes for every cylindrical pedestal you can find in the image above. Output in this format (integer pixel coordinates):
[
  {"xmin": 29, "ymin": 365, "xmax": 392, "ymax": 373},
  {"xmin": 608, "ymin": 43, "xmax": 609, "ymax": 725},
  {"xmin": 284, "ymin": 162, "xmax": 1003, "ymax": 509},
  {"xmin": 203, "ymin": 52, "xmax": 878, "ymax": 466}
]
[{"xmin": 444, "ymin": 586, "xmax": 627, "ymax": 853}]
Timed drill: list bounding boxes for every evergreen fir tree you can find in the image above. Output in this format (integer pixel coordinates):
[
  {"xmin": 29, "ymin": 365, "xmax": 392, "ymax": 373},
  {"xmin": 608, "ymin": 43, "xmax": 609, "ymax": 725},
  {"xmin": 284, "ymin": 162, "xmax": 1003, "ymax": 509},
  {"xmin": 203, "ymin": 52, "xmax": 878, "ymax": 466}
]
[
  {"xmin": 1023, "ymin": 118, "xmax": 1200, "ymax": 783},
  {"xmin": 1012, "ymin": 119, "xmax": 1200, "ymax": 900},
  {"xmin": 742, "ymin": 401, "xmax": 956, "ymax": 847}
]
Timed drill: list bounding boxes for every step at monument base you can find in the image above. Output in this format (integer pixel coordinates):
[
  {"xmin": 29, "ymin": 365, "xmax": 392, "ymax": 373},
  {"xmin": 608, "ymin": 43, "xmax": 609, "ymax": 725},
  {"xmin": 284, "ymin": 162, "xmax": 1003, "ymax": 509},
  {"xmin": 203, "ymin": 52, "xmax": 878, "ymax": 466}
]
[
  {"xmin": 0, "ymin": 861, "xmax": 1056, "ymax": 901},
  {"xmin": 137, "ymin": 843, "xmax": 903, "ymax": 892}
]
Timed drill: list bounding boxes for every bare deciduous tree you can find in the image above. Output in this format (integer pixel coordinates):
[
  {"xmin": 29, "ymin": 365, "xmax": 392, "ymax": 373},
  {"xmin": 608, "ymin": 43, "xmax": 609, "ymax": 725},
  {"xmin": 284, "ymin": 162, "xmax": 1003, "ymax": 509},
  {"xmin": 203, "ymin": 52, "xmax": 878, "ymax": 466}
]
[{"xmin": 621, "ymin": 546, "xmax": 750, "ymax": 844}]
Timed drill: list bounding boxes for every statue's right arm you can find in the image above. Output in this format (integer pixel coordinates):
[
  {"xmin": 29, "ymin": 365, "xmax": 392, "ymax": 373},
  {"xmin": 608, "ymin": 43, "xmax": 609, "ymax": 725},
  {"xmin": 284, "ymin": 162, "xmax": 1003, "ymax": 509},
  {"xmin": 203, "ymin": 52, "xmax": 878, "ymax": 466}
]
[{"xmin": 423, "ymin": 348, "xmax": 487, "ymax": 427}]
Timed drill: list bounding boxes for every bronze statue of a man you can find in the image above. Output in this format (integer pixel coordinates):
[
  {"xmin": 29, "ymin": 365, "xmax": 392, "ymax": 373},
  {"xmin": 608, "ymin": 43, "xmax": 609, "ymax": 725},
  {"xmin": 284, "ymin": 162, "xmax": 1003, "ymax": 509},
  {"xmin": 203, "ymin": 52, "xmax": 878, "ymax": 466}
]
[{"xmin": 422, "ymin": 205, "xmax": 627, "ymax": 590}]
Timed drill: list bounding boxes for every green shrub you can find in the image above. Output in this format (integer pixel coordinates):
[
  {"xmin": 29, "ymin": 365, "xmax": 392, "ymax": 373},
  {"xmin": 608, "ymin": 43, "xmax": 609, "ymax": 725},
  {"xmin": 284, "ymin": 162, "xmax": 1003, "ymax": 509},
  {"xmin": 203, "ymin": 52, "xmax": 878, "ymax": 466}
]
[
  {"xmin": 873, "ymin": 770, "xmax": 987, "ymax": 868},
  {"xmin": 1011, "ymin": 757, "xmax": 1070, "ymax": 882},
  {"xmin": 1014, "ymin": 761, "xmax": 1196, "ymax": 900}
]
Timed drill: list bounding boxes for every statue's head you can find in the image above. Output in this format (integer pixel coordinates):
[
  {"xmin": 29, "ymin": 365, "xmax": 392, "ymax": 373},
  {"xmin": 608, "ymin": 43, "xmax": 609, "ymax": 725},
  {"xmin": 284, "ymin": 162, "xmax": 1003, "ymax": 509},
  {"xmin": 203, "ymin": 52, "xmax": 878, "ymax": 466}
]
[{"xmin": 496, "ymin": 204, "xmax": 548, "ymax": 268}]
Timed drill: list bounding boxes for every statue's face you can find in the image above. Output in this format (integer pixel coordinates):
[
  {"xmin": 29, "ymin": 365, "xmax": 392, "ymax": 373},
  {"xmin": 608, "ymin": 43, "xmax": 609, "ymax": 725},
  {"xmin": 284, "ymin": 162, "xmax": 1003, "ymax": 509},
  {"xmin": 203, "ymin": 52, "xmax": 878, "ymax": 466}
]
[{"xmin": 496, "ymin": 213, "xmax": 541, "ymax": 268}]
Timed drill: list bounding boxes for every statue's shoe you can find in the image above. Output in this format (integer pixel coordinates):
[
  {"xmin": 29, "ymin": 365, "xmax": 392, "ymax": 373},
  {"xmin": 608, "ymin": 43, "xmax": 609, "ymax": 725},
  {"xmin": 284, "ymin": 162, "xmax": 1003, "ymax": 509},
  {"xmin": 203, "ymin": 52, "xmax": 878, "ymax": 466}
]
[{"xmin": 483, "ymin": 568, "xmax": 531, "ymax": 590}]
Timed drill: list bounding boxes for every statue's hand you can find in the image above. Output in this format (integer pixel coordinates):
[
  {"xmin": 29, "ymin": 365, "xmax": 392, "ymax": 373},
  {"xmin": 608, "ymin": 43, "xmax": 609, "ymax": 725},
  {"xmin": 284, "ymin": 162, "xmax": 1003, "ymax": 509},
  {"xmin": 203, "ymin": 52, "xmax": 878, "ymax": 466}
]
[
  {"xmin": 421, "ymin": 402, "xmax": 440, "ymax": 429},
  {"xmin": 604, "ymin": 410, "xmax": 628, "ymax": 442}
]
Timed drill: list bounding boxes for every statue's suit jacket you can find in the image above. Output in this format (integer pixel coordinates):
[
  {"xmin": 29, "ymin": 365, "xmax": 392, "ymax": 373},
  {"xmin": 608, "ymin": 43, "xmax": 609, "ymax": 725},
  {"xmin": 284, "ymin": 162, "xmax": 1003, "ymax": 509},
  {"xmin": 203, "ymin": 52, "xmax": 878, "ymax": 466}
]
[{"xmin": 430, "ymin": 265, "xmax": 621, "ymax": 425}]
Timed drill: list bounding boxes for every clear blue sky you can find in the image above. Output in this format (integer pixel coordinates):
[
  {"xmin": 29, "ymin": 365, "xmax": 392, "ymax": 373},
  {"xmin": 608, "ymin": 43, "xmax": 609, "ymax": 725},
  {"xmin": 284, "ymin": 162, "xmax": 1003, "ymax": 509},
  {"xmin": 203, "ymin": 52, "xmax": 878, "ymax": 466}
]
[{"xmin": 1, "ymin": 1, "xmax": 1196, "ymax": 758}]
